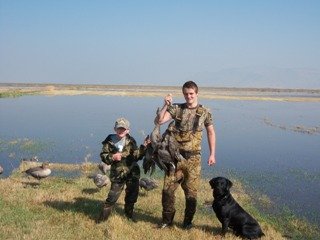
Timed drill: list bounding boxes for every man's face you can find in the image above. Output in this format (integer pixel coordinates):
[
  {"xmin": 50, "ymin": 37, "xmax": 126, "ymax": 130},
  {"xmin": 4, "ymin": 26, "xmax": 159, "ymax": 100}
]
[{"xmin": 183, "ymin": 87, "xmax": 198, "ymax": 105}]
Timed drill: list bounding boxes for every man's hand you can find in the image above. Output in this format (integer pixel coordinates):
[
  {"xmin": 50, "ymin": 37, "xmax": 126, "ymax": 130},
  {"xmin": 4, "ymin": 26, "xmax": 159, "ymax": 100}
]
[
  {"xmin": 208, "ymin": 155, "xmax": 216, "ymax": 166},
  {"xmin": 164, "ymin": 93, "xmax": 173, "ymax": 106}
]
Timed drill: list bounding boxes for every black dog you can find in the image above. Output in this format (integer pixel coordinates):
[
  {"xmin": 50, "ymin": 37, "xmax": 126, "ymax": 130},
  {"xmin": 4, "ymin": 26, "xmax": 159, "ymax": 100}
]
[{"xmin": 209, "ymin": 177, "xmax": 264, "ymax": 239}]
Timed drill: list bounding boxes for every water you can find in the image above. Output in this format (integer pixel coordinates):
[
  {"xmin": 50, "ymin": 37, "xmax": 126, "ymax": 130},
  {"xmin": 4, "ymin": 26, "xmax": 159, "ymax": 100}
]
[{"xmin": 0, "ymin": 95, "xmax": 320, "ymax": 226}]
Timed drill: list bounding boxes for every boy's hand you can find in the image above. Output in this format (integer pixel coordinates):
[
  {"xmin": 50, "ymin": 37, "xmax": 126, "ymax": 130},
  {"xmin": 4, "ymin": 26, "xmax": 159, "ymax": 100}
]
[{"xmin": 113, "ymin": 153, "xmax": 122, "ymax": 161}]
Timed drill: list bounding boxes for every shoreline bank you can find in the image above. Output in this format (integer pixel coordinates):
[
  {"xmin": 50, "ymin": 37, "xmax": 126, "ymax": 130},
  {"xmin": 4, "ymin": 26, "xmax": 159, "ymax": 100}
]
[{"xmin": 1, "ymin": 82, "xmax": 320, "ymax": 102}]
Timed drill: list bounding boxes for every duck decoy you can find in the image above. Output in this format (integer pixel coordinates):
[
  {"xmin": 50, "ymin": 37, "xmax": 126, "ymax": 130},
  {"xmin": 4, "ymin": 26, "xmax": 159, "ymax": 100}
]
[
  {"xmin": 0, "ymin": 165, "xmax": 3, "ymax": 174},
  {"xmin": 98, "ymin": 162, "xmax": 111, "ymax": 174},
  {"xmin": 25, "ymin": 162, "xmax": 51, "ymax": 180},
  {"xmin": 92, "ymin": 173, "xmax": 110, "ymax": 188},
  {"xmin": 139, "ymin": 177, "xmax": 158, "ymax": 191}
]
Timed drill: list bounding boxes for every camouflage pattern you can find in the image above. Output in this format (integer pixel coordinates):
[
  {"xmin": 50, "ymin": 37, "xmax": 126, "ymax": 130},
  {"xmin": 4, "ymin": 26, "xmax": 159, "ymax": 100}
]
[
  {"xmin": 100, "ymin": 133, "xmax": 146, "ymax": 208},
  {"xmin": 104, "ymin": 178, "xmax": 140, "ymax": 208},
  {"xmin": 167, "ymin": 103, "xmax": 213, "ymax": 152},
  {"xmin": 162, "ymin": 103, "xmax": 213, "ymax": 223},
  {"xmin": 100, "ymin": 133, "xmax": 146, "ymax": 182},
  {"xmin": 162, "ymin": 155, "xmax": 201, "ymax": 214}
]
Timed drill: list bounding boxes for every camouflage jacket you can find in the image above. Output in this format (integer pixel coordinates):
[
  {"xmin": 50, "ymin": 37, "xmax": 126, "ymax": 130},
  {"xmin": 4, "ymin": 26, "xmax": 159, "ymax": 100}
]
[
  {"xmin": 100, "ymin": 134, "xmax": 146, "ymax": 181},
  {"xmin": 167, "ymin": 103, "xmax": 213, "ymax": 152}
]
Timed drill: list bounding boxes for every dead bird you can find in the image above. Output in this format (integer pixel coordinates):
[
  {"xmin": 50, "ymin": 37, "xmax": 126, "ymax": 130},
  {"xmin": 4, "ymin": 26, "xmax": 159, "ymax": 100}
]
[
  {"xmin": 139, "ymin": 177, "xmax": 158, "ymax": 191},
  {"xmin": 98, "ymin": 162, "xmax": 111, "ymax": 174},
  {"xmin": 91, "ymin": 173, "xmax": 110, "ymax": 188},
  {"xmin": 25, "ymin": 162, "xmax": 51, "ymax": 180},
  {"xmin": 143, "ymin": 113, "xmax": 185, "ymax": 175},
  {"xmin": 0, "ymin": 164, "xmax": 3, "ymax": 174}
]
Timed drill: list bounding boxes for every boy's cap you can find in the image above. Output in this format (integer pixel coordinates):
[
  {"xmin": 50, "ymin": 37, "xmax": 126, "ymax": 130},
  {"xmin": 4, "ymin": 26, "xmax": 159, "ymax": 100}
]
[{"xmin": 115, "ymin": 117, "xmax": 130, "ymax": 129}]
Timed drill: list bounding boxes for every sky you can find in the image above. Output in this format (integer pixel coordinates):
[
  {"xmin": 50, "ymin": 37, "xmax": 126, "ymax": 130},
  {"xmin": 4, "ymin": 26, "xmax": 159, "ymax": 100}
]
[{"xmin": 0, "ymin": 0, "xmax": 320, "ymax": 88}]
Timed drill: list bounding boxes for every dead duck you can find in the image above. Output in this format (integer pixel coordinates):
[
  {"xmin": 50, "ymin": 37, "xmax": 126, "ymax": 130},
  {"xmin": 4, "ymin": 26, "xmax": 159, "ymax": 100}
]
[
  {"xmin": 92, "ymin": 173, "xmax": 110, "ymax": 188},
  {"xmin": 0, "ymin": 165, "xmax": 3, "ymax": 174},
  {"xmin": 139, "ymin": 177, "xmax": 158, "ymax": 191},
  {"xmin": 98, "ymin": 162, "xmax": 111, "ymax": 174},
  {"xmin": 143, "ymin": 119, "xmax": 185, "ymax": 175},
  {"xmin": 25, "ymin": 162, "xmax": 51, "ymax": 180}
]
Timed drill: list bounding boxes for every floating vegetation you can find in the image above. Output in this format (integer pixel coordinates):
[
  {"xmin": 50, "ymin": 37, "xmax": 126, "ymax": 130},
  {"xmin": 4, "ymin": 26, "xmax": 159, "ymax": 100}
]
[
  {"xmin": 263, "ymin": 118, "xmax": 320, "ymax": 135},
  {"xmin": 0, "ymin": 90, "xmax": 39, "ymax": 98},
  {"xmin": 0, "ymin": 137, "xmax": 52, "ymax": 157}
]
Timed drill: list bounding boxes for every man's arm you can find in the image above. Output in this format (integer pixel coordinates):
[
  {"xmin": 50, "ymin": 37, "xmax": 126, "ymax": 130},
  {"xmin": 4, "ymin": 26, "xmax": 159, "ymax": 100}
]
[
  {"xmin": 206, "ymin": 124, "xmax": 216, "ymax": 166},
  {"xmin": 155, "ymin": 94, "xmax": 173, "ymax": 125}
]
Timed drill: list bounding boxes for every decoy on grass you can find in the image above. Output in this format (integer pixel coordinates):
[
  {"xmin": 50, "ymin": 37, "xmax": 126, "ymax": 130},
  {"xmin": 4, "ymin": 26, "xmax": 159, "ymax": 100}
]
[
  {"xmin": 139, "ymin": 177, "xmax": 158, "ymax": 191},
  {"xmin": 25, "ymin": 162, "xmax": 51, "ymax": 180},
  {"xmin": 98, "ymin": 162, "xmax": 111, "ymax": 174},
  {"xmin": 91, "ymin": 173, "xmax": 110, "ymax": 188}
]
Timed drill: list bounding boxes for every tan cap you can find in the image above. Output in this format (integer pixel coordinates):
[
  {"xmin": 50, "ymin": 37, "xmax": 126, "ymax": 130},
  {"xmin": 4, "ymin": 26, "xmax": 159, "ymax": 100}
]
[{"xmin": 114, "ymin": 117, "xmax": 130, "ymax": 129}]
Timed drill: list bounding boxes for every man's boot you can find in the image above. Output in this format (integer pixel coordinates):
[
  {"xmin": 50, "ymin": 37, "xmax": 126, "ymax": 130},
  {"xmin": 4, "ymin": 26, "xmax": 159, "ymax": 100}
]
[
  {"xmin": 182, "ymin": 198, "xmax": 197, "ymax": 230},
  {"xmin": 96, "ymin": 205, "xmax": 112, "ymax": 223},
  {"xmin": 124, "ymin": 203, "xmax": 137, "ymax": 222},
  {"xmin": 159, "ymin": 211, "xmax": 175, "ymax": 229}
]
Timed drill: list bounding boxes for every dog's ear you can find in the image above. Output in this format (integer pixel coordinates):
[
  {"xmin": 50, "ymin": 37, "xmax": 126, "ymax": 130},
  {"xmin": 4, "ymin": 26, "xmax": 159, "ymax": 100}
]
[
  {"xmin": 209, "ymin": 178, "xmax": 215, "ymax": 188},
  {"xmin": 226, "ymin": 179, "xmax": 233, "ymax": 190}
]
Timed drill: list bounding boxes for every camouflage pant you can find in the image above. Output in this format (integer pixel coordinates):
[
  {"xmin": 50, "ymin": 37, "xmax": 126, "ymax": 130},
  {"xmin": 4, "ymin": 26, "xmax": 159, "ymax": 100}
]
[
  {"xmin": 162, "ymin": 154, "xmax": 201, "ymax": 215},
  {"xmin": 104, "ymin": 178, "xmax": 140, "ymax": 208}
]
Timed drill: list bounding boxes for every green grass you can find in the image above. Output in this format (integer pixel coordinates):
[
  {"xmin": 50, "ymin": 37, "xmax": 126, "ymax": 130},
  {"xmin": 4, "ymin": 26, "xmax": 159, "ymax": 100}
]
[{"xmin": 2, "ymin": 163, "xmax": 319, "ymax": 240}]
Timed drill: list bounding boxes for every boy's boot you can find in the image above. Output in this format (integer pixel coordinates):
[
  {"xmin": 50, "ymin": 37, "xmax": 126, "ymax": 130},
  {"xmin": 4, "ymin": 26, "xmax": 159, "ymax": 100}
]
[
  {"xmin": 96, "ymin": 204, "xmax": 112, "ymax": 223},
  {"xmin": 124, "ymin": 203, "xmax": 137, "ymax": 222}
]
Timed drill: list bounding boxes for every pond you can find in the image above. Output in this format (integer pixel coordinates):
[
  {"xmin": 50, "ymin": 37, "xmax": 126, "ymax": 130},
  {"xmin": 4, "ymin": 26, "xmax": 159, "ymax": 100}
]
[{"xmin": 0, "ymin": 95, "xmax": 320, "ymax": 226}]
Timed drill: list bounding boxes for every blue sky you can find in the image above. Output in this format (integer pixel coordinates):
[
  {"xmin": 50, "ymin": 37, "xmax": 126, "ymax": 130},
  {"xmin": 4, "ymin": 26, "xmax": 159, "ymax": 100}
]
[{"xmin": 0, "ymin": 1, "xmax": 319, "ymax": 88}]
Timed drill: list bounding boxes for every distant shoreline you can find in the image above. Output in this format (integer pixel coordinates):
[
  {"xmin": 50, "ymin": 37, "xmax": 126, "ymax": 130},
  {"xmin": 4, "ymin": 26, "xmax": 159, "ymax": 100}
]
[{"xmin": 1, "ymin": 82, "xmax": 320, "ymax": 102}]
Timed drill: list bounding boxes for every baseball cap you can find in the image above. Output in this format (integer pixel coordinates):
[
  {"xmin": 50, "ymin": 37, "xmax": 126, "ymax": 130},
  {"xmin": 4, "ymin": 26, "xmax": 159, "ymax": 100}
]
[{"xmin": 114, "ymin": 117, "xmax": 130, "ymax": 129}]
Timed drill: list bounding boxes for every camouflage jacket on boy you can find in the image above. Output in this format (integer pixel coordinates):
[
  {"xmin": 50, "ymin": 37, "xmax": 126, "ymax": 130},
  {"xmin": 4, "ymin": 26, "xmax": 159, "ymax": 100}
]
[{"xmin": 100, "ymin": 134, "xmax": 146, "ymax": 182}]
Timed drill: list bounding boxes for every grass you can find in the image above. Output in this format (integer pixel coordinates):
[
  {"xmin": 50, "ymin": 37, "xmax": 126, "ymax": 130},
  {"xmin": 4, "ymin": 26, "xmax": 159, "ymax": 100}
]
[{"xmin": 3, "ymin": 162, "xmax": 318, "ymax": 240}]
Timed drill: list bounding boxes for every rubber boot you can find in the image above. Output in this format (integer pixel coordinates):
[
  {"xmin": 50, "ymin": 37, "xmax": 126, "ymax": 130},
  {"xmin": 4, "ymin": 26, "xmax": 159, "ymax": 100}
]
[
  {"xmin": 159, "ymin": 211, "xmax": 175, "ymax": 229},
  {"xmin": 182, "ymin": 198, "xmax": 197, "ymax": 229},
  {"xmin": 96, "ymin": 205, "xmax": 112, "ymax": 223}
]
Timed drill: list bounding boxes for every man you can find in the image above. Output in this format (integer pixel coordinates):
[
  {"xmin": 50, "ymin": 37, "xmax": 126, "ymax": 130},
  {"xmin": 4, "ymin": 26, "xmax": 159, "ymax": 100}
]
[{"xmin": 156, "ymin": 81, "xmax": 216, "ymax": 229}]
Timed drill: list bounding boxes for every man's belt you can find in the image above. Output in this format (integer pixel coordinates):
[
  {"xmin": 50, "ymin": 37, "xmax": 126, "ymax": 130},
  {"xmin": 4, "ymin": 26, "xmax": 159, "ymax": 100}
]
[{"xmin": 180, "ymin": 150, "xmax": 201, "ymax": 159}]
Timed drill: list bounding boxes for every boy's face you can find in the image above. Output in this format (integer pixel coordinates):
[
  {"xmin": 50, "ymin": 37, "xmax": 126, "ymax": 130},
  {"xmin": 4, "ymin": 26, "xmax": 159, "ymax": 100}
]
[{"xmin": 115, "ymin": 127, "xmax": 129, "ymax": 138}]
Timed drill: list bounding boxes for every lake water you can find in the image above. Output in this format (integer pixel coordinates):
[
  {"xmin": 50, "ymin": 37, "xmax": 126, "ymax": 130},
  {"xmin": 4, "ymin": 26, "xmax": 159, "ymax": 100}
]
[{"xmin": 0, "ymin": 95, "xmax": 319, "ymax": 226}]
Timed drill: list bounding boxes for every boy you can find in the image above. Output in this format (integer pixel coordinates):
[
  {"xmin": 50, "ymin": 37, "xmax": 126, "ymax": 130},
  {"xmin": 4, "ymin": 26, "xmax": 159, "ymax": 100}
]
[{"xmin": 98, "ymin": 117, "xmax": 150, "ymax": 223}]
